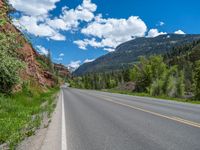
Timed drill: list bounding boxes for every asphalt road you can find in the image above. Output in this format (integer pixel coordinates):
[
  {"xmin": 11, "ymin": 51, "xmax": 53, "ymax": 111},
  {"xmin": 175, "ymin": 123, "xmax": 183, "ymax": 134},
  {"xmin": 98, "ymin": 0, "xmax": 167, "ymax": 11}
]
[{"xmin": 62, "ymin": 87, "xmax": 200, "ymax": 150}]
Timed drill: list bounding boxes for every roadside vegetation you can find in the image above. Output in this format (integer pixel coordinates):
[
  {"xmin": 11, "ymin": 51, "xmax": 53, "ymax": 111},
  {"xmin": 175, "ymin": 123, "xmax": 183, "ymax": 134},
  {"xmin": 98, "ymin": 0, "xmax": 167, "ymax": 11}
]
[
  {"xmin": 0, "ymin": 32, "xmax": 25, "ymax": 93},
  {"xmin": 102, "ymin": 89, "xmax": 200, "ymax": 104},
  {"xmin": 0, "ymin": 29, "xmax": 59, "ymax": 149},
  {"xmin": 71, "ymin": 40, "xmax": 200, "ymax": 102},
  {"xmin": 0, "ymin": 3, "xmax": 63, "ymax": 149},
  {"xmin": 0, "ymin": 87, "xmax": 59, "ymax": 149},
  {"xmin": 0, "ymin": 31, "xmax": 60, "ymax": 149}
]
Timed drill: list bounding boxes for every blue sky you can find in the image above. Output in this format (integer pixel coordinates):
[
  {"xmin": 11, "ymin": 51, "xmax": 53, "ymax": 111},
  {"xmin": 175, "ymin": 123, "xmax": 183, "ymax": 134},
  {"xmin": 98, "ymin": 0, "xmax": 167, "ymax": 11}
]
[{"xmin": 9, "ymin": 0, "xmax": 200, "ymax": 69}]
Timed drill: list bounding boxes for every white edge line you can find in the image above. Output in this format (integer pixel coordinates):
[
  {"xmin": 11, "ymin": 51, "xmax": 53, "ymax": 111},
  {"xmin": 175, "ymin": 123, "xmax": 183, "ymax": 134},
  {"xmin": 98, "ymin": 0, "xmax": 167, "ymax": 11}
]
[{"xmin": 61, "ymin": 90, "xmax": 67, "ymax": 150}]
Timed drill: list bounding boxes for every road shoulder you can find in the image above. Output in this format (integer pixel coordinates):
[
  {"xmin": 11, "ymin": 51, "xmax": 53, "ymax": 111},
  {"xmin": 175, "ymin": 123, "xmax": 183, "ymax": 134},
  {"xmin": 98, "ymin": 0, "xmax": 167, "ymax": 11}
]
[{"xmin": 17, "ymin": 92, "xmax": 62, "ymax": 150}]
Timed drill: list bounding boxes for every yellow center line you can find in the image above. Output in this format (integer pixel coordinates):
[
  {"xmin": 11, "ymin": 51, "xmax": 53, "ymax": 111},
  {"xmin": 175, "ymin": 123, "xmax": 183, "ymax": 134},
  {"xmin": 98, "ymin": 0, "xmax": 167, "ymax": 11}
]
[{"xmin": 91, "ymin": 94, "xmax": 200, "ymax": 129}]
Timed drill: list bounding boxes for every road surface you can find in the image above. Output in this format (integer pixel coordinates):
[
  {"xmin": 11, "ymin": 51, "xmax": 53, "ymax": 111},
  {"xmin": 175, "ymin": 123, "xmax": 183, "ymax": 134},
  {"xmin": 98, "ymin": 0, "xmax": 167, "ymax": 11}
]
[{"xmin": 62, "ymin": 87, "xmax": 200, "ymax": 150}]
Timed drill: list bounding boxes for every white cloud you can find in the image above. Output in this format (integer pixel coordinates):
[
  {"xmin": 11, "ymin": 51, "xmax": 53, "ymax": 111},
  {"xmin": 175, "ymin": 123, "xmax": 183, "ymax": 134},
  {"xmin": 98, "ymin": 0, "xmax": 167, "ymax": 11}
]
[
  {"xmin": 84, "ymin": 58, "xmax": 95, "ymax": 63},
  {"xmin": 54, "ymin": 53, "xmax": 65, "ymax": 62},
  {"xmin": 12, "ymin": 0, "xmax": 185, "ymax": 54},
  {"xmin": 9, "ymin": 0, "xmax": 60, "ymax": 16},
  {"xmin": 74, "ymin": 38, "xmax": 102, "ymax": 50},
  {"xmin": 50, "ymin": 33, "xmax": 66, "ymax": 41},
  {"xmin": 82, "ymin": 16, "xmax": 147, "ymax": 39},
  {"xmin": 47, "ymin": 18, "xmax": 68, "ymax": 31},
  {"xmin": 59, "ymin": 53, "xmax": 65, "ymax": 57},
  {"xmin": 81, "ymin": 0, "xmax": 97, "ymax": 12},
  {"xmin": 103, "ymin": 48, "xmax": 115, "ymax": 52},
  {"xmin": 54, "ymin": 57, "xmax": 63, "ymax": 61},
  {"xmin": 10, "ymin": 0, "xmax": 98, "ymax": 41},
  {"xmin": 174, "ymin": 30, "xmax": 185, "ymax": 35},
  {"xmin": 147, "ymin": 29, "xmax": 167, "ymax": 37},
  {"xmin": 67, "ymin": 60, "xmax": 81, "ymax": 69},
  {"xmin": 13, "ymin": 16, "xmax": 66, "ymax": 41},
  {"xmin": 36, "ymin": 45, "xmax": 49, "ymax": 55},
  {"xmin": 73, "ymin": 40, "xmax": 87, "ymax": 50},
  {"xmin": 60, "ymin": 0, "xmax": 97, "ymax": 31},
  {"xmin": 10, "ymin": 0, "xmax": 65, "ymax": 41},
  {"xmin": 157, "ymin": 21, "xmax": 165, "ymax": 26},
  {"xmin": 74, "ymin": 16, "xmax": 147, "ymax": 50}
]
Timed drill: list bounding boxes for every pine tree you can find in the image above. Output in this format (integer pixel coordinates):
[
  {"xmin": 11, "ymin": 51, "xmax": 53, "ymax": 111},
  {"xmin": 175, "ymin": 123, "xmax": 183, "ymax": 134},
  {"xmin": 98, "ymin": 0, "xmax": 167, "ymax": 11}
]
[
  {"xmin": 176, "ymin": 70, "xmax": 185, "ymax": 97},
  {"xmin": 193, "ymin": 61, "xmax": 200, "ymax": 99}
]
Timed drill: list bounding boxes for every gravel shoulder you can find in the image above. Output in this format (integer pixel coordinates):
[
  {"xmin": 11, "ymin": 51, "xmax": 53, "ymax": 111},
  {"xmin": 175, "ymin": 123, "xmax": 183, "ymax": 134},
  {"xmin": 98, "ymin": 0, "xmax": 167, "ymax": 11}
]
[{"xmin": 17, "ymin": 92, "xmax": 62, "ymax": 150}]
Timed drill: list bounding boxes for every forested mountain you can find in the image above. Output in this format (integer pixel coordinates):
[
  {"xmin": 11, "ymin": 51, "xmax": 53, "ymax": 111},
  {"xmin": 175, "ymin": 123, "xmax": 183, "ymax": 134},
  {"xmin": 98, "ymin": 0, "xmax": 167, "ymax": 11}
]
[
  {"xmin": 71, "ymin": 39, "xmax": 200, "ymax": 100},
  {"xmin": 74, "ymin": 34, "xmax": 200, "ymax": 75}
]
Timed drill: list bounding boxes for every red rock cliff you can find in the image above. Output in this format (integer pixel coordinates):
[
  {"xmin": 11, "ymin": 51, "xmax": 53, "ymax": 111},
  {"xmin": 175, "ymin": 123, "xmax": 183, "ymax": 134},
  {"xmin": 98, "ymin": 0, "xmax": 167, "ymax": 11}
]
[{"xmin": 0, "ymin": 0, "xmax": 59, "ymax": 88}]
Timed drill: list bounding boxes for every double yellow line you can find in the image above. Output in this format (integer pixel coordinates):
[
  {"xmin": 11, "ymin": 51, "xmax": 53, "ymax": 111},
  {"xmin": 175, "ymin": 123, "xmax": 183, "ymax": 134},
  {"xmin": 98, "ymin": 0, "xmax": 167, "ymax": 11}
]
[{"xmin": 90, "ymin": 93, "xmax": 200, "ymax": 129}]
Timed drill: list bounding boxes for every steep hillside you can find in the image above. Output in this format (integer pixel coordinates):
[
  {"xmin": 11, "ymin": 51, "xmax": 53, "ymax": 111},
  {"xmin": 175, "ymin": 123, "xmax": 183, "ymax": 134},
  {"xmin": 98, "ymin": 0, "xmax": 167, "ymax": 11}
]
[
  {"xmin": 54, "ymin": 63, "xmax": 71, "ymax": 79},
  {"xmin": 74, "ymin": 34, "xmax": 200, "ymax": 75},
  {"xmin": 0, "ymin": 0, "xmax": 70, "ymax": 91}
]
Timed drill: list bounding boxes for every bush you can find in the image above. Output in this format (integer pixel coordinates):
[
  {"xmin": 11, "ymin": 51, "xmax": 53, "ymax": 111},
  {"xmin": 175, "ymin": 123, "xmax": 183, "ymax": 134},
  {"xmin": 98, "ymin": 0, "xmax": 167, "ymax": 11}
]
[
  {"xmin": 131, "ymin": 56, "xmax": 185, "ymax": 98},
  {"xmin": 149, "ymin": 79, "xmax": 163, "ymax": 96},
  {"xmin": 0, "ymin": 32, "xmax": 25, "ymax": 93}
]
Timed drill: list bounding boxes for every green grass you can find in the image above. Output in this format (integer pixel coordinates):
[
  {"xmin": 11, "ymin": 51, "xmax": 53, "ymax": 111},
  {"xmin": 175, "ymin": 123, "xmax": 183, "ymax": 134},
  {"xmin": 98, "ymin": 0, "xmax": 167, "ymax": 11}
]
[
  {"xmin": 102, "ymin": 89, "xmax": 200, "ymax": 104},
  {"xmin": 0, "ymin": 87, "xmax": 59, "ymax": 149}
]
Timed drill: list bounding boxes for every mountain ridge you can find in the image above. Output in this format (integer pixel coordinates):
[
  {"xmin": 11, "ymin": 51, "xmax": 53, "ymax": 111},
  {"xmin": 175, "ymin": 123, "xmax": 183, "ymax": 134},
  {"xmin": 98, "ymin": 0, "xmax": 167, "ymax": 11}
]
[{"xmin": 74, "ymin": 34, "xmax": 200, "ymax": 75}]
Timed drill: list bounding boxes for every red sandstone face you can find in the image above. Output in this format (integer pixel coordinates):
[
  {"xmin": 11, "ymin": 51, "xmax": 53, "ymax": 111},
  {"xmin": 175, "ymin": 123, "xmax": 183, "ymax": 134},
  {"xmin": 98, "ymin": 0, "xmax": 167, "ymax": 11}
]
[{"xmin": 0, "ymin": 0, "xmax": 3, "ymax": 7}]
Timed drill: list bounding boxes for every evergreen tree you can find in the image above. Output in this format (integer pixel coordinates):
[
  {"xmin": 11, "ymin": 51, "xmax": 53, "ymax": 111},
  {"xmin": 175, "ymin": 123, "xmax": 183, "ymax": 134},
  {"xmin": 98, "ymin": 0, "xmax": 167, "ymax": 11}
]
[
  {"xmin": 47, "ymin": 50, "xmax": 54, "ymax": 73},
  {"xmin": 176, "ymin": 70, "xmax": 185, "ymax": 97},
  {"xmin": 193, "ymin": 61, "xmax": 200, "ymax": 99}
]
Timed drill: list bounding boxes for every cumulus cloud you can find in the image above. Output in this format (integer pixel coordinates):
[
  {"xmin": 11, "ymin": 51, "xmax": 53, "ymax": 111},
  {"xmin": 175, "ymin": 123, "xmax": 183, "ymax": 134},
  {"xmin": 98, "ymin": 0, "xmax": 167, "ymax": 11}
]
[
  {"xmin": 174, "ymin": 30, "xmax": 185, "ymax": 35},
  {"xmin": 67, "ymin": 60, "xmax": 81, "ymax": 69},
  {"xmin": 59, "ymin": 0, "xmax": 97, "ymax": 31},
  {"xmin": 81, "ymin": 0, "xmax": 97, "ymax": 12},
  {"xmin": 59, "ymin": 53, "xmax": 65, "ymax": 57},
  {"xmin": 74, "ymin": 38, "xmax": 102, "ymax": 50},
  {"xmin": 74, "ymin": 16, "xmax": 147, "ymax": 50},
  {"xmin": 9, "ymin": 0, "xmax": 60, "ymax": 16},
  {"xmin": 84, "ymin": 58, "xmax": 95, "ymax": 63},
  {"xmin": 147, "ymin": 29, "xmax": 167, "ymax": 37},
  {"xmin": 47, "ymin": 18, "xmax": 68, "ymax": 31},
  {"xmin": 157, "ymin": 21, "xmax": 165, "ymax": 26},
  {"xmin": 13, "ymin": 16, "xmax": 66, "ymax": 41},
  {"xmin": 10, "ymin": 0, "xmax": 97, "ymax": 41},
  {"xmin": 73, "ymin": 40, "xmax": 87, "ymax": 50},
  {"xmin": 103, "ymin": 48, "xmax": 115, "ymax": 52},
  {"xmin": 36, "ymin": 45, "xmax": 49, "ymax": 55},
  {"xmin": 12, "ymin": 0, "xmax": 183, "ymax": 53}
]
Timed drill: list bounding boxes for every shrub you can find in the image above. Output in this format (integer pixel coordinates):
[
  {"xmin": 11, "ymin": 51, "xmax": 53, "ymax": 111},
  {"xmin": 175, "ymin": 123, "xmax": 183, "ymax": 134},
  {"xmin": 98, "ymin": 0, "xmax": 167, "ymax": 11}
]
[
  {"xmin": 149, "ymin": 79, "xmax": 163, "ymax": 96},
  {"xmin": 0, "ymin": 32, "xmax": 25, "ymax": 93},
  {"xmin": 131, "ymin": 56, "xmax": 185, "ymax": 98}
]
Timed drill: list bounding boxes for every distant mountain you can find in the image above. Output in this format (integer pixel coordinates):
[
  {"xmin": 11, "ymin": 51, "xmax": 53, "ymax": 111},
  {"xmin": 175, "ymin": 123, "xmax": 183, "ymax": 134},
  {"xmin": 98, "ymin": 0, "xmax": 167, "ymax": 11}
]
[{"xmin": 74, "ymin": 34, "xmax": 200, "ymax": 75}]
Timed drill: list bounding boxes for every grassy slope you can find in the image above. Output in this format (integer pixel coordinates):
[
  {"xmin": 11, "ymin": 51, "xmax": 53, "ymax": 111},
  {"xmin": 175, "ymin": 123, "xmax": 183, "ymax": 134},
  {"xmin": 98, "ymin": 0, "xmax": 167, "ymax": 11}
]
[
  {"xmin": 0, "ymin": 1, "xmax": 62, "ymax": 149},
  {"xmin": 103, "ymin": 89, "xmax": 200, "ymax": 104},
  {"xmin": 0, "ymin": 87, "xmax": 59, "ymax": 149}
]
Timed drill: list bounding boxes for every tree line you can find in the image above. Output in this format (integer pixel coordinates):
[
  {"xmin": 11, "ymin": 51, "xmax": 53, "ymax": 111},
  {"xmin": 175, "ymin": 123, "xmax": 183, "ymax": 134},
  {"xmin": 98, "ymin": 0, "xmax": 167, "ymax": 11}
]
[{"xmin": 70, "ymin": 40, "xmax": 200, "ymax": 100}]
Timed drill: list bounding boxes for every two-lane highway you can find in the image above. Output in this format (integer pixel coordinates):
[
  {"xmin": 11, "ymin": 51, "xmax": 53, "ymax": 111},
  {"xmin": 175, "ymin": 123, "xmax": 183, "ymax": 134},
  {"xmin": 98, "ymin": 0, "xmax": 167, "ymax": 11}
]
[{"xmin": 62, "ymin": 87, "xmax": 200, "ymax": 150}]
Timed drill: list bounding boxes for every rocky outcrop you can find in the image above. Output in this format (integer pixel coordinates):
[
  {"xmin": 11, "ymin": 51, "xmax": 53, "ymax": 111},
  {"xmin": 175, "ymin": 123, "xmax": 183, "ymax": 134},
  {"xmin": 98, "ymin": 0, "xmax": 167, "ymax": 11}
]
[
  {"xmin": 54, "ymin": 64, "xmax": 71, "ymax": 78},
  {"xmin": 0, "ymin": 0, "xmax": 3, "ymax": 7},
  {"xmin": 116, "ymin": 82, "xmax": 136, "ymax": 92}
]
